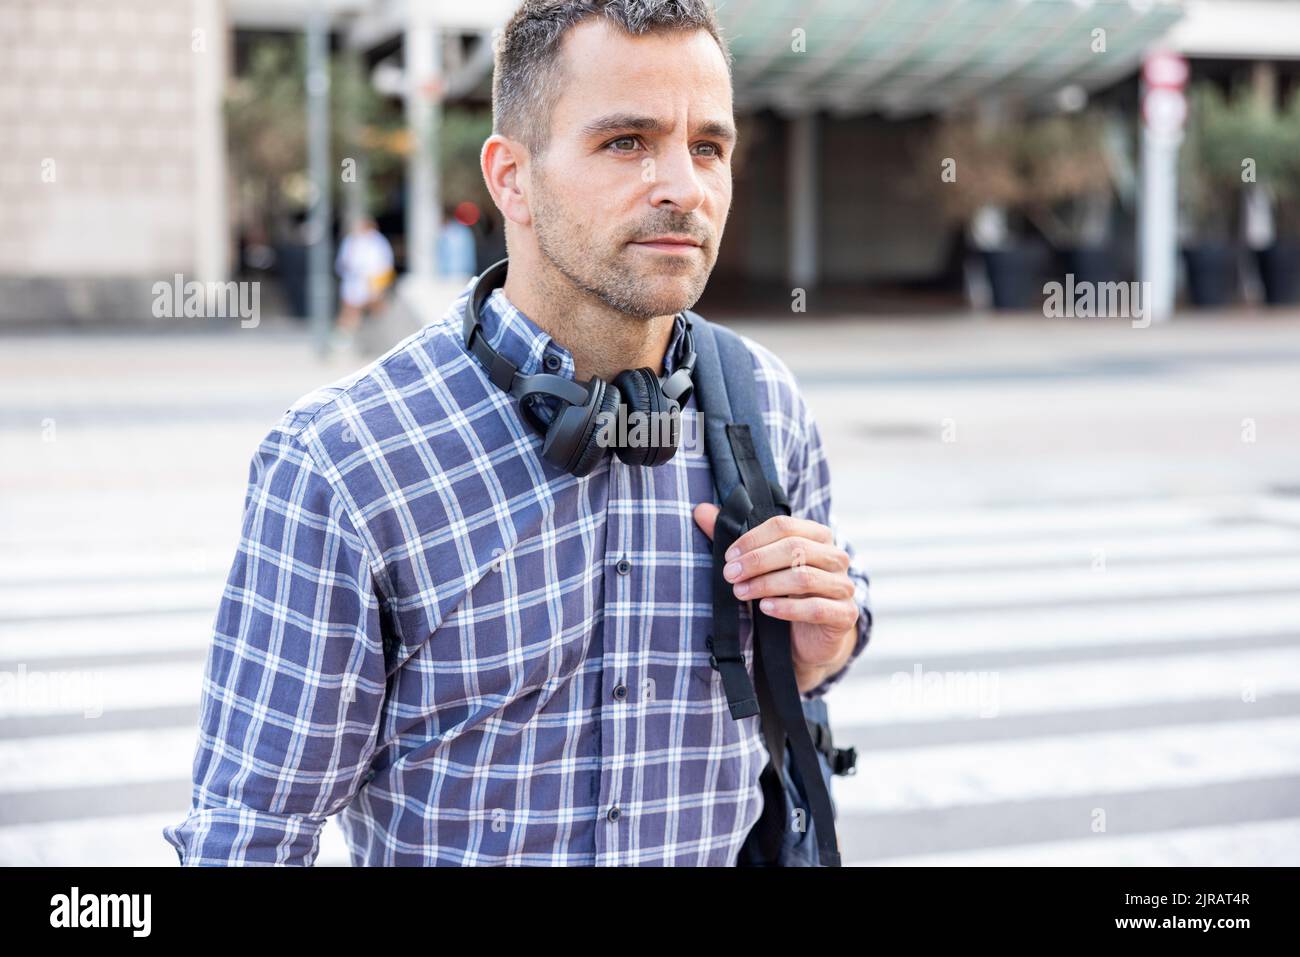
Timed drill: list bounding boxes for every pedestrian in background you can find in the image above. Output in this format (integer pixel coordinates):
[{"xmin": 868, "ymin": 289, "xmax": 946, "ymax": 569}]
[
  {"xmin": 437, "ymin": 204, "xmax": 478, "ymax": 278},
  {"xmin": 333, "ymin": 215, "xmax": 395, "ymax": 352}
]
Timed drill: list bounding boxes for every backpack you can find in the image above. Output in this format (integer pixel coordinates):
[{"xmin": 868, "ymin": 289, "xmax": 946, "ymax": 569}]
[{"xmin": 686, "ymin": 311, "xmax": 858, "ymax": 868}]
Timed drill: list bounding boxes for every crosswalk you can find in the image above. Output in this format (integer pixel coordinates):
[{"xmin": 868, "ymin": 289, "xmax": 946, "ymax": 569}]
[
  {"xmin": 828, "ymin": 493, "xmax": 1300, "ymax": 865},
  {"xmin": 2, "ymin": 493, "xmax": 1298, "ymax": 865}
]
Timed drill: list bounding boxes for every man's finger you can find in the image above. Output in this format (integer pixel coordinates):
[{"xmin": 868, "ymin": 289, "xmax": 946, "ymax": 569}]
[
  {"xmin": 723, "ymin": 536, "xmax": 848, "ymax": 583},
  {"xmin": 756, "ymin": 595, "xmax": 859, "ymax": 634},
  {"xmin": 725, "ymin": 513, "xmax": 833, "ymax": 560},
  {"xmin": 730, "ymin": 564, "xmax": 854, "ymax": 603},
  {"xmin": 692, "ymin": 502, "xmax": 720, "ymax": 543}
]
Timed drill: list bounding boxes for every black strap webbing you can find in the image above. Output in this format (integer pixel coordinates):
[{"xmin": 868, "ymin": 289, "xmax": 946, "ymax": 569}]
[
  {"xmin": 710, "ymin": 483, "xmax": 759, "ymax": 720},
  {"xmin": 728, "ymin": 422, "xmax": 841, "ymax": 868}
]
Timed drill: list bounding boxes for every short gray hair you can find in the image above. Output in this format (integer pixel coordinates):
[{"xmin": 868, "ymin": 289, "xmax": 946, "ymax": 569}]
[{"xmin": 492, "ymin": 0, "xmax": 732, "ymax": 157}]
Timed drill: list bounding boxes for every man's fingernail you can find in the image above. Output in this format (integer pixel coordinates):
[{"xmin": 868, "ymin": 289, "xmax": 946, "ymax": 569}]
[
  {"xmin": 725, "ymin": 546, "xmax": 740, "ymax": 561},
  {"xmin": 724, "ymin": 562, "xmax": 742, "ymax": 580}
]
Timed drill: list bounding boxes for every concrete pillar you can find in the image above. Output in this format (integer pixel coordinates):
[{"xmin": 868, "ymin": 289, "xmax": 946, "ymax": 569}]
[
  {"xmin": 404, "ymin": 3, "xmax": 442, "ymax": 282},
  {"xmin": 787, "ymin": 112, "xmax": 819, "ymax": 291},
  {"xmin": 192, "ymin": 0, "xmax": 229, "ymax": 283},
  {"xmin": 305, "ymin": 6, "xmax": 334, "ymax": 350},
  {"xmin": 1137, "ymin": 73, "xmax": 1183, "ymax": 324},
  {"xmin": 341, "ymin": 46, "xmax": 369, "ymax": 228}
]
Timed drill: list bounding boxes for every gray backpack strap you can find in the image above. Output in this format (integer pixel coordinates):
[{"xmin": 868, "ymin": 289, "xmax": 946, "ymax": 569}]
[{"xmin": 687, "ymin": 310, "xmax": 781, "ymax": 505}]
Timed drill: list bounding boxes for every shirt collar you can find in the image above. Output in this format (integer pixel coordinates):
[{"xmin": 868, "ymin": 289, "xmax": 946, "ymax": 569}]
[{"xmin": 475, "ymin": 286, "xmax": 690, "ymax": 384}]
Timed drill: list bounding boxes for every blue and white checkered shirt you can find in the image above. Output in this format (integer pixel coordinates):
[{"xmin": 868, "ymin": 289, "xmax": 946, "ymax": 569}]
[{"xmin": 163, "ymin": 276, "xmax": 872, "ymax": 866}]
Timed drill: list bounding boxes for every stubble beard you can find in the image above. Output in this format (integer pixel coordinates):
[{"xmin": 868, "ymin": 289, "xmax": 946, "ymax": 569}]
[{"xmin": 531, "ymin": 172, "xmax": 715, "ymax": 322}]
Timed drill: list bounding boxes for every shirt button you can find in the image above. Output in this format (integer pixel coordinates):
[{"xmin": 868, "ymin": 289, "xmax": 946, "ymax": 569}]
[
  {"xmin": 616, "ymin": 558, "xmax": 631, "ymax": 575},
  {"xmin": 612, "ymin": 683, "xmax": 628, "ymax": 701},
  {"xmin": 607, "ymin": 806, "xmax": 621, "ymax": 823},
  {"xmin": 544, "ymin": 354, "xmax": 561, "ymax": 371}
]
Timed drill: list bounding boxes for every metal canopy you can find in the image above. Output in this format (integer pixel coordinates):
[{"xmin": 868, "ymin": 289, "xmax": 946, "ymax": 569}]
[{"xmin": 716, "ymin": 0, "xmax": 1187, "ymax": 116}]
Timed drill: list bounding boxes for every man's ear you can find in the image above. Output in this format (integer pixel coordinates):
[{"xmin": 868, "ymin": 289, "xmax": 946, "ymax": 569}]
[{"xmin": 481, "ymin": 134, "xmax": 533, "ymax": 228}]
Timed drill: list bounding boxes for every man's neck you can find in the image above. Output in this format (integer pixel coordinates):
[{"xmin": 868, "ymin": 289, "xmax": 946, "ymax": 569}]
[{"xmin": 502, "ymin": 262, "xmax": 675, "ymax": 383}]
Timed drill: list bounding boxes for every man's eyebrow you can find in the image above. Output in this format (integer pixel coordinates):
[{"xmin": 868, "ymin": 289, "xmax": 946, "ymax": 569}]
[{"xmin": 580, "ymin": 113, "xmax": 737, "ymax": 143}]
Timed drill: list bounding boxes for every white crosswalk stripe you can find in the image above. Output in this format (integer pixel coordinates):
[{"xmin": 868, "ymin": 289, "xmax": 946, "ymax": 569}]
[
  {"xmin": 0, "ymin": 812, "xmax": 352, "ymax": 867},
  {"xmin": 860, "ymin": 593, "xmax": 1300, "ymax": 660},
  {"xmin": 830, "ymin": 648, "xmax": 1300, "ymax": 725},
  {"xmin": 0, "ymin": 579, "xmax": 228, "ymax": 622},
  {"xmin": 852, "ymin": 817, "xmax": 1300, "ymax": 867},
  {"xmin": 834, "ymin": 717, "xmax": 1300, "ymax": 813},
  {"xmin": 870, "ymin": 557, "xmax": 1300, "ymax": 612},
  {"xmin": 846, "ymin": 525, "xmax": 1300, "ymax": 574},
  {"xmin": 0, "ymin": 613, "xmax": 215, "ymax": 663},
  {"xmin": 0, "ymin": 663, "xmax": 204, "ymax": 718},
  {"xmin": 2, "ymin": 494, "xmax": 1299, "ymax": 864},
  {"xmin": 0, "ymin": 728, "xmax": 199, "ymax": 793}
]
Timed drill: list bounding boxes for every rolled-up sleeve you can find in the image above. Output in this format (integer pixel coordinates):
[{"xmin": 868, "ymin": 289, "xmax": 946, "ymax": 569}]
[{"xmin": 162, "ymin": 427, "xmax": 387, "ymax": 865}]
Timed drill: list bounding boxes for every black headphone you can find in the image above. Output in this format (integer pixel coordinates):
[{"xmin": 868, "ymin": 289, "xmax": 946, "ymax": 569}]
[{"xmin": 462, "ymin": 258, "xmax": 698, "ymax": 477}]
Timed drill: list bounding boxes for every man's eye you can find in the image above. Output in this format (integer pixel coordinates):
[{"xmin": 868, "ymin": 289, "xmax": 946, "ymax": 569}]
[
  {"xmin": 695, "ymin": 143, "xmax": 724, "ymax": 159},
  {"xmin": 607, "ymin": 136, "xmax": 640, "ymax": 152}
]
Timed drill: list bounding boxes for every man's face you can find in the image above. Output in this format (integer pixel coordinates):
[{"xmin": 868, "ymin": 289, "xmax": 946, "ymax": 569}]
[{"xmin": 528, "ymin": 20, "xmax": 735, "ymax": 320}]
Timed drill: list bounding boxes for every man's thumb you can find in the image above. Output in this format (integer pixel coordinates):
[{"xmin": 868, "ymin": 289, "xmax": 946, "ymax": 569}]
[{"xmin": 693, "ymin": 502, "xmax": 720, "ymax": 542}]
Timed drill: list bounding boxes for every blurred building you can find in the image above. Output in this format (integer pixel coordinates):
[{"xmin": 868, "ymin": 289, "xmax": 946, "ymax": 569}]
[
  {"xmin": 0, "ymin": 0, "xmax": 229, "ymax": 324},
  {"xmin": 6, "ymin": 0, "xmax": 1300, "ymax": 324},
  {"xmin": 708, "ymin": 0, "xmax": 1188, "ymax": 305},
  {"xmin": 288, "ymin": 0, "xmax": 1195, "ymax": 311}
]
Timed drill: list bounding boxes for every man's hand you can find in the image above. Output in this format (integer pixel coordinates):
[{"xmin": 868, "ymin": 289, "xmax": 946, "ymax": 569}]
[{"xmin": 693, "ymin": 503, "xmax": 859, "ymax": 695}]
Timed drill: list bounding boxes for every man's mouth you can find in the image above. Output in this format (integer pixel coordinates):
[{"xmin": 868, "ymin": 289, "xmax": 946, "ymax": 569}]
[{"xmin": 630, "ymin": 235, "xmax": 703, "ymax": 254}]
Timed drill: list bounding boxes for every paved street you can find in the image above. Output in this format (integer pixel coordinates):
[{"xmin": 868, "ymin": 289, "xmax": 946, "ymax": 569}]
[{"xmin": 2, "ymin": 310, "xmax": 1299, "ymax": 865}]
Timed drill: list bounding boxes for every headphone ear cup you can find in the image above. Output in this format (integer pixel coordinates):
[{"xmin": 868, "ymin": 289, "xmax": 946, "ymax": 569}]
[
  {"xmin": 566, "ymin": 380, "xmax": 622, "ymax": 477},
  {"xmin": 612, "ymin": 367, "xmax": 679, "ymax": 467},
  {"xmin": 612, "ymin": 367, "xmax": 658, "ymax": 416}
]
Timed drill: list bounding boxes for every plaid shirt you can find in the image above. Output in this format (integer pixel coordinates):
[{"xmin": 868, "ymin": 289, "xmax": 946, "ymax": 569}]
[{"xmin": 163, "ymin": 277, "xmax": 872, "ymax": 866}]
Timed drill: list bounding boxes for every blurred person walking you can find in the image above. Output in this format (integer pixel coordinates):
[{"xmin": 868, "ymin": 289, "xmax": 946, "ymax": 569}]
[
  {"xmin": 333, "ymin": 215, "xmax": 394, "ymax": 352},
  {"xmin": 437, "ymin": 204, "xmax": 478, "ymax": 278}
]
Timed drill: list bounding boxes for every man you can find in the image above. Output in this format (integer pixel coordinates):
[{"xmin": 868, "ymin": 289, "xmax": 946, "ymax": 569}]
[
  {"xmin": 164, "ymin": 0, "xmax": 872, "ymax": 866},
  {"xmin": 437, "ymin": 204, "xmax": 478, "ymax": 278},
  {"xmin": 332, "ymin": 215, "xmax": 394, "ymax": 352}
]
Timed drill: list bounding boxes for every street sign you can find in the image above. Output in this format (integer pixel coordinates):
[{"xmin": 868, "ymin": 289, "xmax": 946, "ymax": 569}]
[{"xmin": 1143, "ymin": 51, "xmax": 1189, "ymax": 90}]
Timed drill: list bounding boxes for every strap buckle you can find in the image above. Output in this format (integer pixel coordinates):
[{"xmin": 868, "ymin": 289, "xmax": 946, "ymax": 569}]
[
  {"xmin": 808, "ymin": 720, "xmax": 858, "ymax": 776},
  {"xmin": 833, "ymin": 746, "xmax": 858, "ymax": 776},
  {"xmin": 705, "ymin": 634, "xmax": 742, "ymax": 671}
]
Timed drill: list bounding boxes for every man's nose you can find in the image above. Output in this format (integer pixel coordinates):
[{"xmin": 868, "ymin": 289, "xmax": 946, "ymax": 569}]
[{"xmin": 646, "ymin": 143, "xmax": 708, "ymax": 213}]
